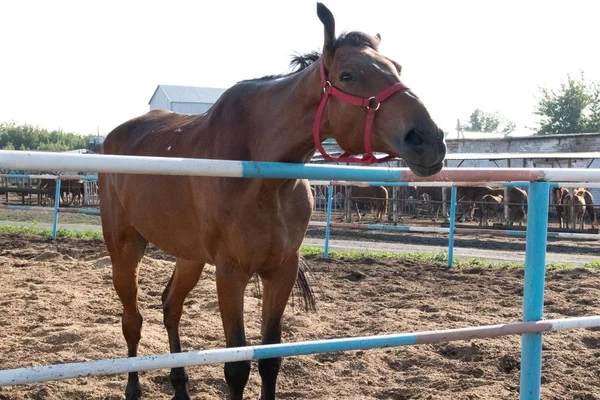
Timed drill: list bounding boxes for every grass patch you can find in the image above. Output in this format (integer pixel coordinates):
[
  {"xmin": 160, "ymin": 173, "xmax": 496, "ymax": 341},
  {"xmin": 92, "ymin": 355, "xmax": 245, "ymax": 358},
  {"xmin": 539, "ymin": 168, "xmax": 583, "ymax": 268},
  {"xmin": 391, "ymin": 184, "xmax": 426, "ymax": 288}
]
[
  {"xmin": 582, "ymin": 260, "xmax": 600, "ymax": 269},
  {"xmin": 0, "ymin": 225, "xmax": 102, "ymax": 240},
  {"xmin": 300, "ymin": 246, "xmax": 583, "ymax": 270},
  {"xmin": 301, "ymin": 246, "xmax": 455, "ymax": 264}
]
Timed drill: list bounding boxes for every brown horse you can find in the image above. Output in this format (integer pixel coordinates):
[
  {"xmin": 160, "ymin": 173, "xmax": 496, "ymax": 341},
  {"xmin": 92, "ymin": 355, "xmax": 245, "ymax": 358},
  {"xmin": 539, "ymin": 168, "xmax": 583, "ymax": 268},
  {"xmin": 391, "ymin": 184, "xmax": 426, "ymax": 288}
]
[
  {"xmin": 552, "ymin": 187, "xmax": 568, "ymax": 228},
  {"xmin": 505, "ymin": 187, "xmax": 528, "ymax": 226},
  {"xmin": 98, "ymin": 4, "xmax": 446, "ymax": 399},
  {"xmin": 553, "ymin": 187, "xmax": 586, "ymax": 229},
  {"xmin": 566, "ymin": 192, "xmax": 586, "ymax": 229},
  {"xmin": 39, "ymin": 179, "xmax": 85, "ymax": 206},
  {"xmin": 349, "ymin": 185, "xmax": 388, "ymax": 221},
  {"xmin": 479, "ymin": 194, "xmax": 503, "ymax": 227},
  {"xmin": 576, "ymin": 187, "xmax": 598, "ymax": 228}
]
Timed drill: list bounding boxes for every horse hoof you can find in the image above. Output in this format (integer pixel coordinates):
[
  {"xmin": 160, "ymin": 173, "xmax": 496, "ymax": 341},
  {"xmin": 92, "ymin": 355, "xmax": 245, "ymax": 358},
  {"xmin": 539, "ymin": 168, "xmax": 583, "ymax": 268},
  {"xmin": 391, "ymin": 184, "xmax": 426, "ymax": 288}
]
[{"xmin": 125, "ymin": 383, "xmax": 142, "ymax": 400}]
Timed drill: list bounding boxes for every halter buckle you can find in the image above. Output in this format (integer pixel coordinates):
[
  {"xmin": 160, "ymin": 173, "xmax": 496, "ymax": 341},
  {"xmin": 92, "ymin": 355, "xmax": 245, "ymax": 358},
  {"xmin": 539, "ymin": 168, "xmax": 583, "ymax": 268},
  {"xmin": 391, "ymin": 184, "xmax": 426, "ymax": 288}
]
[
  {"xmin": 367, "ymin": 97, "xmax": 380, "ymax": 111},
  {"xmin": 323, "ymin": 81, "xmax": 332, "ymax": 94}
]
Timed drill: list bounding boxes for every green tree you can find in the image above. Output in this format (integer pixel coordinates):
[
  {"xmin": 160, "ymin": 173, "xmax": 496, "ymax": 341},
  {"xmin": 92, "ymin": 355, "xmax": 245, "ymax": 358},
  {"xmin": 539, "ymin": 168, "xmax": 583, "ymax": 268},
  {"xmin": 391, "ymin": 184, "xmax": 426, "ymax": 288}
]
[
  {"xmin": 584, "ymin": 82, "xmax": 600, "ymax": 132},
  {"xmin": 0, "ymin": 122, "xmax": 87, "ymax": 150},
  {"xmin": 535, "ymin": 73, "xmax": 600, "ymax": 135},
  {"xmin": 462, "ymin": 109, "xmax": 515, "ymax": 134}
]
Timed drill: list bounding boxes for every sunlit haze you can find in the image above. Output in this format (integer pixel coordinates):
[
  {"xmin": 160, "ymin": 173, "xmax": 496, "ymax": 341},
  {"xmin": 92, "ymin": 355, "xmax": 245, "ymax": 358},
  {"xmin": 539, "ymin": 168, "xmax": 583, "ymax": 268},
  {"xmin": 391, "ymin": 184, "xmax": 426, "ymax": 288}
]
[{"xmin": 1, "ymin": 0, "xmax": 599, "ymax": 138}]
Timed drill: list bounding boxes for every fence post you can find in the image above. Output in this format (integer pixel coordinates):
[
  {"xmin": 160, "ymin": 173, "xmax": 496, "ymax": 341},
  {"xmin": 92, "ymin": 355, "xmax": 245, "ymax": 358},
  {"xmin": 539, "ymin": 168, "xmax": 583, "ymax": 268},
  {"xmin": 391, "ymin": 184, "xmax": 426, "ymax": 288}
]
[
  {"xmin": 568, "ymin": 187, "xmax": 575, "ymax": 229},
  {"xmin": 324, "ymin": 185, "xmax": 333, "ymax": 259},
  {"xmin": 442, "ymin": 186, "xmax": 448, "ymax": 222},
  {"xmin": 344, "ymin": 186, "xmax": 351, "ymax": 222},
  {"xmin": 520, "ymin": 181, "xmax": 549, "ymax": 400},
  {"xmin": 504, "ymin": 186, "xmax": 509, "ymax": 224},
  {"xmin": 447, "ymin": 186, "xmax": 457, "ymax": 268},
  {"xmin": 392, "ymin": 186, "xmax": 398, "ymax": 224},
  {"xmin": 52, "ymin": 179, "xmax": 61, "ymax": 240}
]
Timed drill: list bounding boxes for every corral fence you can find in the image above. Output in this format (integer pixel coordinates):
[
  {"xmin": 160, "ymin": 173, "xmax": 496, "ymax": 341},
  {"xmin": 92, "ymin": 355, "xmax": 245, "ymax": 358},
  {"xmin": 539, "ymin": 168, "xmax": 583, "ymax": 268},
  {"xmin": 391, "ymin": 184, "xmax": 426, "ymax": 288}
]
[
  {"xmin": 312, "ymin": 181, "xmax": 600, "ymax": 267},
  {"xmin": 1, "ymin": 150, "xmax": 600, "ymax": 400},
  {"xmin": 0, "ymin": 173, "xmax": 99, "ymax": 206},
  {"xmin": 3, "ymin": 176, "xmax": 598, "ymax": 241}
]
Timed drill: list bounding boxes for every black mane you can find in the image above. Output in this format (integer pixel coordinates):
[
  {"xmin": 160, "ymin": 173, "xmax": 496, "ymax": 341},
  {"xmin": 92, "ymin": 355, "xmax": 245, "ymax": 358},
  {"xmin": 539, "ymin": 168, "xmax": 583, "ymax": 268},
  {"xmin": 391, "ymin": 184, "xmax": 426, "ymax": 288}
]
[
  {"xmin": 242, "ymin": 52, "xmax": 320, "ymax": 83},
  {"xmin": 328, "ymin": 31, "xmax": 380, "ymax": 53},
  {"xmin": 242, "ymin": 31, "xmax": 378, "ymax": 83}
]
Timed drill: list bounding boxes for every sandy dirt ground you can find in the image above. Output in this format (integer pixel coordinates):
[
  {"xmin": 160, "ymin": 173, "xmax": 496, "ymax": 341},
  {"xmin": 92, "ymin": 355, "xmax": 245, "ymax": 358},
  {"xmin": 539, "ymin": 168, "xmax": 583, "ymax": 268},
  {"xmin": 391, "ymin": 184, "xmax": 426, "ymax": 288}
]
[{"xmin": 1, "ymin": 235, "xmax": 600, "ymax": 400}]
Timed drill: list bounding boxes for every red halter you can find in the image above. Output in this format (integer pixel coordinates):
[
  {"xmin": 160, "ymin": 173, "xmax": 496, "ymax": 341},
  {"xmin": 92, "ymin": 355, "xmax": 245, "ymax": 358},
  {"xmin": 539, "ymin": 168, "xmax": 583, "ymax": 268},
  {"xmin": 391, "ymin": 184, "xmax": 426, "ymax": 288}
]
[{"xmin": 313, "ymin": 58, "xmax": 410, "ymax": 165}]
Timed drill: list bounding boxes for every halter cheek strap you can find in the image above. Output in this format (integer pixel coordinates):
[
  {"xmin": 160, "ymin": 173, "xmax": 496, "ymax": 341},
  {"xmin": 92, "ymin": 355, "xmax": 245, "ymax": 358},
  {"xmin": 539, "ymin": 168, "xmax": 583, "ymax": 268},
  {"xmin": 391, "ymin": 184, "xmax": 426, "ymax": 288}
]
[{"xmin": 313, "ymin": 58, "xmax": 410, "ymax": 165}]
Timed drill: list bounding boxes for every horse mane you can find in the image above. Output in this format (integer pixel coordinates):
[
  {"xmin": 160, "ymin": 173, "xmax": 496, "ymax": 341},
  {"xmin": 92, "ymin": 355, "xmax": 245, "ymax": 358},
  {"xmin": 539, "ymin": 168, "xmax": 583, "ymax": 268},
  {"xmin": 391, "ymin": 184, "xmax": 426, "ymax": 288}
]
[
  {"xmin": 242, "ymin": 51, "xmax": 320, "ymax": 83},
  {"xmin": 327, "ymin": 31, "xmax": 380, "ymax": 53},
  {"xmin": 243, "ymin": 31, "xmax": 378, "ymax": 83}
]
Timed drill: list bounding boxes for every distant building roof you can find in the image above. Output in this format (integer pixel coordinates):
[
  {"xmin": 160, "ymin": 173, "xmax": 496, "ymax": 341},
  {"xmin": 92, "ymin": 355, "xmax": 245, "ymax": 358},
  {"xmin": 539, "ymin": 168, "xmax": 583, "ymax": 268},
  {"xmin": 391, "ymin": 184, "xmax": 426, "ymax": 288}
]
[{"xmin": 149, "ymin": 85, "xmax": 226, "ymax": 105}]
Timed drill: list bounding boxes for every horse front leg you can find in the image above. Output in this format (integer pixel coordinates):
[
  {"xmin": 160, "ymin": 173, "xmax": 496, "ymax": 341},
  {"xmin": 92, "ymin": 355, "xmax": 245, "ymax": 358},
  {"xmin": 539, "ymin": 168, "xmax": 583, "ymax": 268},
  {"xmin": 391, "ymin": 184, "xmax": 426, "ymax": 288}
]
[
  {"xmin": 162, "ymin": 259, "xmax": 205, "ymax": 400},
  {"xmin": 258, "ymin": 255, "xmax": 299, "ymax": 400},
  {"xmin": 105, "ymin": 229, "xmax": 148, "ymax": 400},
  {"xmin": 354, "ymin": 202, "xmax": 361, "ymax": 222},
  {"xmin": 216, "ymin": 262, "xmax": 252, "ymax": 400}
]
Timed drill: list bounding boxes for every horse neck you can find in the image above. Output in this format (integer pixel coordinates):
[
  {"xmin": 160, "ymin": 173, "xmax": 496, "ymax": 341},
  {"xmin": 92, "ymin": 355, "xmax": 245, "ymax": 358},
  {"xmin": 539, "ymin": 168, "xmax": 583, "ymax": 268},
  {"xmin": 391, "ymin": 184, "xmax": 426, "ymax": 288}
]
[{"xmin": 215, "ymin": 63, "xmax": 322, "ymax": 164}]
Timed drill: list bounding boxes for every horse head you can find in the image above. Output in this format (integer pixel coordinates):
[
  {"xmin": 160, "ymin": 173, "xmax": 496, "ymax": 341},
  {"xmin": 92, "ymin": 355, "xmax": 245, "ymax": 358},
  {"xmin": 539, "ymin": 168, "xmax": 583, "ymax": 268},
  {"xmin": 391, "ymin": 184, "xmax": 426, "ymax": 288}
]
[
  {"xmin": 315, "ymin": 3, "xmax": 446, "ymax": 176},
  {"xmin": 551, "ymin": 187, "xmax": 567, "ymax": 205}
]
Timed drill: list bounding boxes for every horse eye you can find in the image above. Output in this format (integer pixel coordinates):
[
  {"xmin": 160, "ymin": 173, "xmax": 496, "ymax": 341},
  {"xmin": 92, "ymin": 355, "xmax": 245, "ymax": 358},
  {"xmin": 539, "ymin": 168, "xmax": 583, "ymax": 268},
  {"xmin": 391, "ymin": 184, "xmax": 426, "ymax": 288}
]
[{"xmin": 339, "ymin": 72, "xmax": 354, "ymax": 82}]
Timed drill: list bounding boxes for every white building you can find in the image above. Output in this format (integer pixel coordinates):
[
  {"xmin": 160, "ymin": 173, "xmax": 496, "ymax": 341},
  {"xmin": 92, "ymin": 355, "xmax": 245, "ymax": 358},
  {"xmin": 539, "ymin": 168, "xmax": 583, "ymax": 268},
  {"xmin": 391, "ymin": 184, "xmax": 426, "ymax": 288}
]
[{"xmin": 148, "ymin": 85, "xmax": 226, "ymax": 114}]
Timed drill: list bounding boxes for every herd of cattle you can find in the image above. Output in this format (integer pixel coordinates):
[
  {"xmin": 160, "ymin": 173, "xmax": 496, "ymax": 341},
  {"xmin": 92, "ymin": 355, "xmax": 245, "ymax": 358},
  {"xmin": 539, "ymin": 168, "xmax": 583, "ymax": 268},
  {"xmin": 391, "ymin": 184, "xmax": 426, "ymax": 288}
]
[{"xmin": 344, "ymin": 185, "xmax": 598, "ymax": 229}]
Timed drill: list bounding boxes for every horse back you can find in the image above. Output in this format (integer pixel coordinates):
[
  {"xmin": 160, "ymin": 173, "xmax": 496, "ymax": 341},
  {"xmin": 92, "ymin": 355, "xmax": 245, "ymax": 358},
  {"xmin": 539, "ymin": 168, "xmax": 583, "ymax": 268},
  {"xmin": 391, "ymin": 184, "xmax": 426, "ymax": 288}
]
[
  {"xmin": 102, "ymin": 110, "xmax": 207, "ymax": 158},
  {"xmin": 98, "ymin": 110, "xmax": 312, "ymax": 264}
]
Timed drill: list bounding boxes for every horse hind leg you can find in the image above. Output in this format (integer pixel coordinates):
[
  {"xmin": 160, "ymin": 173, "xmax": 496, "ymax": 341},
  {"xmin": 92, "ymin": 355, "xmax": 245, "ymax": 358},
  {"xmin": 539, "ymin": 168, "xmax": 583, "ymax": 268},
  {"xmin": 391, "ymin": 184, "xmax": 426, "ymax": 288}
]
[
  {"xmin": 104, "ymin": 227, "xmax": 148, "ymax": 400},
  {"xmin": 354, "ymin": 203, "xmax": 362, "ymax": 221},
  {"xmin": 162, "ymin": 258, "xmax": 205, "ymax": 400},
  {"xmin": 258, "ymin": 255, "xmax": 301, "ymax": 400}
]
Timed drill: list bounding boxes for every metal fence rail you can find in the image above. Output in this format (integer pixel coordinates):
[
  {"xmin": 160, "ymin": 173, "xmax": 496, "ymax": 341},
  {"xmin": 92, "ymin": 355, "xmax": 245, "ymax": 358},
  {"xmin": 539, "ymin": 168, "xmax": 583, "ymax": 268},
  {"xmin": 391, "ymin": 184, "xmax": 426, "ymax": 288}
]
[{"xmin": 2, "ymin": 150, "xmax": 600, "ymax": 400}]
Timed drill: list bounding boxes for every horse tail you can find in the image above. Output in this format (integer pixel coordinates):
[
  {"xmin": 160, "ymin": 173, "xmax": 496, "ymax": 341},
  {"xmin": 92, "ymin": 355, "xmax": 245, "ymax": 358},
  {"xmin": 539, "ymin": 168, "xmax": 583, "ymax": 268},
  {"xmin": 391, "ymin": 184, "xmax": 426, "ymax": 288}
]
[
  {"xmin": 584, "ymin": 190, "xmax": 597, "ymax": 227},
  {"xmin": 295, "ymin": 255, "xmax": 317, "ymax": 312}
]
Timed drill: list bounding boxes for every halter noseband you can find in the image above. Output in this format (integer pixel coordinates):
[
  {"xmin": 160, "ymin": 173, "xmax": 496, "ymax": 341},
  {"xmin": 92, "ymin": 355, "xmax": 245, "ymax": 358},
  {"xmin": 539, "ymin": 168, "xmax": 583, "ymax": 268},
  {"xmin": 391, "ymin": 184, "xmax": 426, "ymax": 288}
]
[{"xmin": 313, "ymin": 58, "xmax": 410, "ymax": 165}]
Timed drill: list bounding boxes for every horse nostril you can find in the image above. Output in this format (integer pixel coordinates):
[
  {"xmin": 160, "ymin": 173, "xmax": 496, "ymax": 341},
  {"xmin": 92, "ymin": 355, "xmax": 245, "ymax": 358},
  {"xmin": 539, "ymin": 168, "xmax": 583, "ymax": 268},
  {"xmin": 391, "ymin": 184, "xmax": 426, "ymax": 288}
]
[{"xmin": 405, "ymin": 129, "xmax": 424, "ymax": 147}]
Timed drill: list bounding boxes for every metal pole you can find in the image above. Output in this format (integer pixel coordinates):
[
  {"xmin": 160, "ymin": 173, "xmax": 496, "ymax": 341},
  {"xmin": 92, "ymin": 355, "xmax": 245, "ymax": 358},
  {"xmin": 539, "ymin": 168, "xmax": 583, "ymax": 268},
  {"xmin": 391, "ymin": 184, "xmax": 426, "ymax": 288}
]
[
  {"xmin": 392, "ymin": 186, "xmax": 398, "ymax": 224},
  {"xmin": 324, "ymin": 185, "xmax": 333, "ymax": 259},
  {"xmin": 568, "ymin": 187, "xmax": 575, "ymax": 229},
  {"xmin": 520, "ymin": 181, "xmax": 549, "ymax": 400},
  {"xmin": 2, "ymin": 316, "xmax": 600, "ymax": 386},
  {"xmin": 52, "ymin": 179, "xmax": 61, "ymax": 240},
  {"xmin": 504, "ymin": 186, "xmax": 509, "ymax": 224},
  {"xmin": 447, "ymin": 186, "xmax": 457, "ymax": 268},
  {"xmin": 442, "ymin": 186, "xmax": 448, "ymax": 222},
  {"xmin": 344, "ymin": 186, "xmax": 351, "ymax": 223},
  {"xmin": 393, "ymin": 160, "xmax": 400, "ymax": 223}
]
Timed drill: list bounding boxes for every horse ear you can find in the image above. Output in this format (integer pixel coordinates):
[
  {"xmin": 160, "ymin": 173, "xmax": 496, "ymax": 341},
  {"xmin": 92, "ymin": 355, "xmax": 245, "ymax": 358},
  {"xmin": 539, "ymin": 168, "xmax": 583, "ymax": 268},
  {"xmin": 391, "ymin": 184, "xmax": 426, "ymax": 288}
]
[
  {"xmin": 376, "ymin": 33, "xmax": 382, "ymax": 42},
  {"xmin": 317, "ymin": 3, "xmax": 335, "ymax": 52}
]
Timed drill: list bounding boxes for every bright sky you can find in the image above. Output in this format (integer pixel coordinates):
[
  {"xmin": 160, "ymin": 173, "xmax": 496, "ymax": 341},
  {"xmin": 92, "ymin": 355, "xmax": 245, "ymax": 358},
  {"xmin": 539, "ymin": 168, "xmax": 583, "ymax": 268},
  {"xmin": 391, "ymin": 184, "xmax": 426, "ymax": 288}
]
[{"xmin": 1, "ymin": 0, "xmax": 599, "ymax": 138}]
